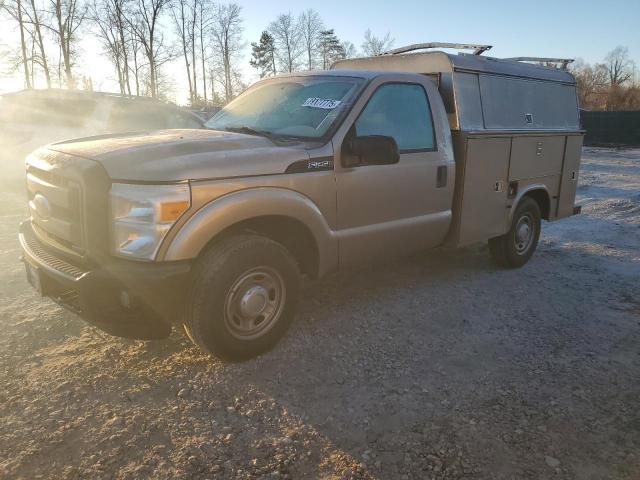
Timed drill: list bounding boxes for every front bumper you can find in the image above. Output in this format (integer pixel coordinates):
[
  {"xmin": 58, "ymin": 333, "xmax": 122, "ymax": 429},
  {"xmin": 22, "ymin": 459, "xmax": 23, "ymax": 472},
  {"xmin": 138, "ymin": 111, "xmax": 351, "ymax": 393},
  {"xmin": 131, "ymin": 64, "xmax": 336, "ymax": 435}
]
[{"xmin": 19, "ymin": 221, "xmax": 192, "ymax": 339}]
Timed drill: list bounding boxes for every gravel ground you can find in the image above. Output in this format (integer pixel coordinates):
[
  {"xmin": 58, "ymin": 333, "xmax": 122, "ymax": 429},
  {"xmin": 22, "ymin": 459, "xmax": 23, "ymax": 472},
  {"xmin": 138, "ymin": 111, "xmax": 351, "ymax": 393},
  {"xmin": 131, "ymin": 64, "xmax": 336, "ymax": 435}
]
[{"xmin": 0, "ymin": 147, "xmax": 639, "ymax": 480}]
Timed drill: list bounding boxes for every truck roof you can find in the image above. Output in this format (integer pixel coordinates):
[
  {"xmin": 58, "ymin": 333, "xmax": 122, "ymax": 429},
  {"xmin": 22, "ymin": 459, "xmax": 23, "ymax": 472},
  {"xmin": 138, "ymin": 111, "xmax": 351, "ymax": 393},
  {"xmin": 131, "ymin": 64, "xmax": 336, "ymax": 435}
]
[
  {"xmin": 332, "ymin": 51, "xmax": 576, "ymax": 84},
  {"xmin": 331, "ymin": 47, "xmax": 580, "ymax": 132}
]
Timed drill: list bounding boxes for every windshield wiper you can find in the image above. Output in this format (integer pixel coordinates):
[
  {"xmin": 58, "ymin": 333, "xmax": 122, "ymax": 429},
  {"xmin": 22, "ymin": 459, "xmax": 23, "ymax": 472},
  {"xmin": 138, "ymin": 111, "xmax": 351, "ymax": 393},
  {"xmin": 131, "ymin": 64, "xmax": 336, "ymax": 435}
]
[{"xmin": 222, "ymin": 125, "xmax": 283, "ymax": 142}]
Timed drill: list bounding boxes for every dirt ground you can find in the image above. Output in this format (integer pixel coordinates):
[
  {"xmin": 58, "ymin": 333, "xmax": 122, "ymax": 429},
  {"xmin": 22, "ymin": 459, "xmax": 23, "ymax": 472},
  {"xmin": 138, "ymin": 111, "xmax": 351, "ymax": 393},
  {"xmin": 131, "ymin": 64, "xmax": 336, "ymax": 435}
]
[{"xmin": 0, "ymin": 147, "xmax": 639, "ymax": 480}]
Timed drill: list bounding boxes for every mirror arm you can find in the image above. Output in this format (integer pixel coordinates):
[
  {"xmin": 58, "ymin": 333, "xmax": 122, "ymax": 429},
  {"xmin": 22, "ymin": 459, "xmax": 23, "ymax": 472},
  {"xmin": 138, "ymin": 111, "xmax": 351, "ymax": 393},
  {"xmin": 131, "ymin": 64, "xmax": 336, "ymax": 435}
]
[
  {"xmin": 342, "ymin": 138, "xmax": 361, "ymax": 167},
  {"xmin": 342, "ymin": 154, "xmax": 361, "ymax": 168}
]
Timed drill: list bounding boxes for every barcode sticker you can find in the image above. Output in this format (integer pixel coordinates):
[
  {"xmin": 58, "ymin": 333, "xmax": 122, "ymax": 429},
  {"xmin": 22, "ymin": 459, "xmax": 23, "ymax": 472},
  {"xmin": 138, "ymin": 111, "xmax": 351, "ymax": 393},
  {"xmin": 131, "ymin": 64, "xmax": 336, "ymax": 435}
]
[{"xmin": 302, "ymin": 98, "xmax": 341, "ymax": 109}]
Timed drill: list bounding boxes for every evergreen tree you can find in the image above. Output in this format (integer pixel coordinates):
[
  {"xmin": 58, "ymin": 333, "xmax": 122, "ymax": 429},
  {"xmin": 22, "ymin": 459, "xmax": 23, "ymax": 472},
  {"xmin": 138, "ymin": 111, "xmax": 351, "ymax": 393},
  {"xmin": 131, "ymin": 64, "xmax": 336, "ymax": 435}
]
[
  {"xmin": 319, "ymin": 29, "xmax": 346, "ymax": 69},
  {"xmin": 250, "ymin": 31, "xmax": 277, "ymax": 78}
]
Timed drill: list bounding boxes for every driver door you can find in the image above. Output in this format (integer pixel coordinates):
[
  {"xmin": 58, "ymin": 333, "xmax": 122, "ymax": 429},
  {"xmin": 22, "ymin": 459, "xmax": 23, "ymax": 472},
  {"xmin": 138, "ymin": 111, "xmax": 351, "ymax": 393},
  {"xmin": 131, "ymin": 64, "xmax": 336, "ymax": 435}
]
[{"xmin": 335, "ymin": 79, "xmax": 452, "ymax": 267}]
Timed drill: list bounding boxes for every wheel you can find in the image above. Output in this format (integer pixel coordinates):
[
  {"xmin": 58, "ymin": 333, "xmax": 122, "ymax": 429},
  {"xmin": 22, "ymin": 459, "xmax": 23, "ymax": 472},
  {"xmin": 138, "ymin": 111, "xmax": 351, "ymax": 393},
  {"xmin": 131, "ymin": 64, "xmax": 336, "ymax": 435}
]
[
  {"xmin": 183, "ymin": 234, "xmax": 300, "ymax": 361},
  {"xmin": 488, "ymin": 197, "xmax": 541, "ymax": 268}
]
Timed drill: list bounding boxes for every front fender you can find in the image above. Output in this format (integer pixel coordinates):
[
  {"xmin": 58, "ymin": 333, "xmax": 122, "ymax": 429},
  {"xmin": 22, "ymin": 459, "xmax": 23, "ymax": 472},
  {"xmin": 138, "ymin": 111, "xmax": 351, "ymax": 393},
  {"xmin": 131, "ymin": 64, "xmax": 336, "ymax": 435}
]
[{"xmin": 160, "ymin": 187, "xmax": 338, "ymax": 275}]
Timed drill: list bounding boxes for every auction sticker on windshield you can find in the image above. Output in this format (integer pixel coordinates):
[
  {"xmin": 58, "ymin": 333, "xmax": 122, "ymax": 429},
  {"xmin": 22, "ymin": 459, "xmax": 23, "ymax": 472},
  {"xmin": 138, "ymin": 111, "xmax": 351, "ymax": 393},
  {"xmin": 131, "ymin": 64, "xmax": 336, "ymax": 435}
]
[{"xmin": 302, "ymin": 98, "xmax": 342, "ymax": 109}]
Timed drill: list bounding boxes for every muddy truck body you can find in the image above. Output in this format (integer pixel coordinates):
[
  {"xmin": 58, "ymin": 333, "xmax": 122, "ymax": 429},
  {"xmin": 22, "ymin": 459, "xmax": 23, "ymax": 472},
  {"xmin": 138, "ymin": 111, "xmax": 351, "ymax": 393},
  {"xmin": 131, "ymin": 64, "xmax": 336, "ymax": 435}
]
[{"xmin": 19, "ymin": 44, "xmax": 583, "ymax": 360}]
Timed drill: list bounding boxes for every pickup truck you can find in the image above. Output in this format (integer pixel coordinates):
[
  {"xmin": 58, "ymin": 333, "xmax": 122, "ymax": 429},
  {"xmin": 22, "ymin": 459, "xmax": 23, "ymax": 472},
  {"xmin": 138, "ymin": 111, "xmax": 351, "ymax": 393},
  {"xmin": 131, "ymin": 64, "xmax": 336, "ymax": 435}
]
[{"xmin": 19, "ymin": 44, "xmax": 583, "ymax": 360}]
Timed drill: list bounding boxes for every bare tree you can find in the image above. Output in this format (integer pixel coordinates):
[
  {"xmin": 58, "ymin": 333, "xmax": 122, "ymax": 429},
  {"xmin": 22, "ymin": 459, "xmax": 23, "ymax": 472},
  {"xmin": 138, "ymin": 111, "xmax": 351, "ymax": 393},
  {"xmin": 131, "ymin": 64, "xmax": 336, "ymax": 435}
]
[
  {"xmin": 188, "ymin": 0, "xmax": 197, "ymax": 100},
  {"xmin": 269, "ymin": 12, "xmax": 301, "ymax": 73},
  {"xmin": 210, "ymin": 2, "xmax": 243, "ymax": 102},
  {"xmin": 207, "ymin": 63, "xmax": 225, "ymax": 105},
  {"xmin": 47, "ymin": 0, "xmax": 87, "ymax": 88},
  {"xmin": 568, "ymin": 54, "xmax": 640, "ymax": 111},
  {"xmin": 361, "ymin": 28, "xmax": 393, "ymax": 56},
  {"xmin": 2, "ymin": 0, "xmax": 33, "ymax": 87},
  {"xmin": 28, "ymin": 33, "xmax": 37, "ymax": 84},
  {"xmin": 89, "ymin": 0, "xmax": 124, "ymax": 91},
  {"xmin": 196, "ymin": 0, "xmax": 212, "ymax": 103},
  {"xmin": 22, "ymin": 0, "xmax": 51, "ymax": 86},
  {"xmin": 570, "ymin": 58, "xmax": 608, "ymax": 109},
  {"xmin": 298, "ymin": 8, "xmax": 322, "ymax": 70},
  {"xmin": 129, "ymin": 31, "xmax": 142, "ymax": 95},
  {"xmin": 170, "ymin": 0, "xmax": 194, "ymax": 102},
  {"xmin": 341, "ymin": 40, "xmax": 357, "ymax": 59},
  {"xmin": 89, "ymin": 0, "xmax": 134, "ymax": 94},
  {"xmin": 18, "ymin": 0, "xmax": 32, "ymax": 87},
  {"xmin": 113, "ymin": 0, "xmax": 131, "ymax": 94},
  {"xmin": 150, "ymin": 47, "xmax": 175, "ymax": 99},
  {"xmin": 127, "ymin": 0, "xmax": 170, "ymax": 98},
  {"xmin": 604, "ymin": 46, "xmax": 635, "ymax": 86}
]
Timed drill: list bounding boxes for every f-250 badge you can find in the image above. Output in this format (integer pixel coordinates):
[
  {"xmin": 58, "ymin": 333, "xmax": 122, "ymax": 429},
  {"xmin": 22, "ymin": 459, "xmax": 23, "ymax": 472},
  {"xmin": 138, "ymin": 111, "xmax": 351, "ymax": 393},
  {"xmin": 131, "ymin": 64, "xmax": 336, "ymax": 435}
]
[{"xmin": 308, "ymin": 159, "xmax": 333, "ymax": 169}]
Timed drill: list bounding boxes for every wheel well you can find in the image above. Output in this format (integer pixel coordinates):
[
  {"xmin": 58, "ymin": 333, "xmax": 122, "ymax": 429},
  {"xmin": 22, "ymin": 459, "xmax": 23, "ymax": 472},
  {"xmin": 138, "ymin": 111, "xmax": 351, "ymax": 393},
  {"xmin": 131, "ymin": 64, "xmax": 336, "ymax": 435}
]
[
  {"xmin": 523, "ymin": 189, "xmax": 550, "ymax": 220},
  {"xmin": 205, "ymin": 216, "xmax": 320, "ymax": 278}
]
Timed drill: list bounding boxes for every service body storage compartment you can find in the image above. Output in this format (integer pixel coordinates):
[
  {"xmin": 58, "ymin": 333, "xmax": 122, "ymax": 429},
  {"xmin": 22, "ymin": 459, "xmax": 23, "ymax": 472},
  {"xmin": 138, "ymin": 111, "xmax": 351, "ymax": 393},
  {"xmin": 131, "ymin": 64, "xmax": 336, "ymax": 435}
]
[{"xmin": 333, "ymin": 46, "xmax": 584, "ymax": 247}]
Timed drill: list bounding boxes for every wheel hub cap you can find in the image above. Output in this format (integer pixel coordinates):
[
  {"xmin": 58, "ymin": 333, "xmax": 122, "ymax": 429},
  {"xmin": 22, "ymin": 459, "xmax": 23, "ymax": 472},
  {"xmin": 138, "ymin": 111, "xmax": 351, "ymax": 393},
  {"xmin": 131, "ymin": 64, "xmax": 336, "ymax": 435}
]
[
  {"xmin": 239, "ymin": 286, "xmax": 269, "ymax": 318},
  {"xmin": 223, "ymin": 267, "xmax": 286, "ymax": 340},
  {"xmin": 516, "ymin": 223, "xmax": 531, "ymax": 244},
  {"xmin": 514, "ymin": 214, "xmax": 534, "ymax": 254}
]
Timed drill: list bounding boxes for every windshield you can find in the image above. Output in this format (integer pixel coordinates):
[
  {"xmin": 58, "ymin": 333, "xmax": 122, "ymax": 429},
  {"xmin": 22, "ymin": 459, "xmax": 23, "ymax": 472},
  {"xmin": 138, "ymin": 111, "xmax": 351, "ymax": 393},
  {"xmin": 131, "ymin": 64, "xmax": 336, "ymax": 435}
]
[{"xmin": 205, "ymin": 76, "xmax": 364, "ymax": 139}]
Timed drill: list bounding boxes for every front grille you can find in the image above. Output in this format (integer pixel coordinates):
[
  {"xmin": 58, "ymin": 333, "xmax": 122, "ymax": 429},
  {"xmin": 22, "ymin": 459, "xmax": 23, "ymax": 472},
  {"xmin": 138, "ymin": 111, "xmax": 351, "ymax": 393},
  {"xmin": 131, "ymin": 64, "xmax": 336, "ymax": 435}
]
[
  {"xmin": 21, "ymin": 225, "xmax": 87, "ymax": 279},
  {"xmin": 26, "ymin": 167, "xmax": 74, "ymax": 188},
  {"xmin": 26, "ymin": 166, "xmax": 85, "ymax": 254}
]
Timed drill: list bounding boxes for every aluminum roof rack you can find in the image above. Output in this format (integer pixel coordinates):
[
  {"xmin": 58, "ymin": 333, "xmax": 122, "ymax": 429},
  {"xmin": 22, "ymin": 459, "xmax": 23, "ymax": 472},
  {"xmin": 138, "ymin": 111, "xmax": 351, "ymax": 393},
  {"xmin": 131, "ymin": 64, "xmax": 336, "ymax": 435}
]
[
  {"xmin": 503, "ymin": 57, "xmax": 574, "ymax": 70},
  {"xmin": 382, "ymin": 42, "xmax": 493, "ymax": 56}
]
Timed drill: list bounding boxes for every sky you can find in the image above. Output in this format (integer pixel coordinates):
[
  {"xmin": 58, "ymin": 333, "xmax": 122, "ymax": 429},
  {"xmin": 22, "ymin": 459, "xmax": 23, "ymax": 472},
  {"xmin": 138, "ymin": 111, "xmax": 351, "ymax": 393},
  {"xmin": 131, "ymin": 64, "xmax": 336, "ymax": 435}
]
[{"xmin": 1, "ymin": 0, "xmax": 639, "ymax": 104}]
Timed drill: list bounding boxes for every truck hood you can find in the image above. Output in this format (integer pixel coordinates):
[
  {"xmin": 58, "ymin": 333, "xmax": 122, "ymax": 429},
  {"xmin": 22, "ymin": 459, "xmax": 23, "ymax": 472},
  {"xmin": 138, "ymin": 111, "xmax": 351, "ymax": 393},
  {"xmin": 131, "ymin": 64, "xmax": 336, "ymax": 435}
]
[{"xmin": 44, "ymin": 129, "xmax": 311, "ymax": 181}]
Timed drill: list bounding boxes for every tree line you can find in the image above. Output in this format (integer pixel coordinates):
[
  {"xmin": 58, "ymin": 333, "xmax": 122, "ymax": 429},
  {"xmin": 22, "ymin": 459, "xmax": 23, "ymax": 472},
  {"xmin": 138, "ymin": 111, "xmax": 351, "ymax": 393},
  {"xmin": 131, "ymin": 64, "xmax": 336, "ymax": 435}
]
[
  {"xmin": 3, "ymin": 0, "xmax": 636, "ymax": 111},
  {"xmin": 248, "ymin": 14, "xmax": 387, "ymax": 76},
  {"xmin": 0, "ymin": 0, "xmax": 394, "ymax": 104},
  {"xmin": 570, "ymin": 46, "xmax": 639, "ymax": 111}
]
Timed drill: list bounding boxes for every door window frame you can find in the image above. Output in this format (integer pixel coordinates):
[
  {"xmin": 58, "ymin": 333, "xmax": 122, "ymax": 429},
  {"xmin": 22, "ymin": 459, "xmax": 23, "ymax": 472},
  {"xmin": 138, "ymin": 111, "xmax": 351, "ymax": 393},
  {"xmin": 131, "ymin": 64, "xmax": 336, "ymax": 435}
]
[{"xmin": 350, "ymin": 81, "xmax": 439, "ymax": 154}]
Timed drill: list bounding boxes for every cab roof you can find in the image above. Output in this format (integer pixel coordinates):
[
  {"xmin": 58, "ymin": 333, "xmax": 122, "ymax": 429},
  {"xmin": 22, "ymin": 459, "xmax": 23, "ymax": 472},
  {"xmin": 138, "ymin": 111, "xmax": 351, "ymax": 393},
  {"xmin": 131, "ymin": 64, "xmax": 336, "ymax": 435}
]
[{"xmin": 270, "ymin": 69, "xmax": 402, "ymax": 80}]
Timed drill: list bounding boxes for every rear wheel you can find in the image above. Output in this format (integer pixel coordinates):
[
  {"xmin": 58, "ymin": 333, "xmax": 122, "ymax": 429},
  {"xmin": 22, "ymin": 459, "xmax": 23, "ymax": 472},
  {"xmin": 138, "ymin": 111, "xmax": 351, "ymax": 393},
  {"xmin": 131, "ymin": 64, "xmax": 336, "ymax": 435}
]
[
  {"xmin": 184, "ymin": 234, "xmax": 300, "ymax": 361},
  {"xmin": 488, "ymin": 197, "xmax": 541, "ymax": 268}
]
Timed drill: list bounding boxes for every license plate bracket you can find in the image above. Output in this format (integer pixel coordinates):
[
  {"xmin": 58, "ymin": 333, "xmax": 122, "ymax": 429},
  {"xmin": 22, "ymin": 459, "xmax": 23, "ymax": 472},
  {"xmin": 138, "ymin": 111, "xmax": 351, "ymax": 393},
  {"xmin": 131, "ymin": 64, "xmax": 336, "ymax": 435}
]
[{"xmin": 25, "ymin": 261, "xmax": 43, "ymax": 295}]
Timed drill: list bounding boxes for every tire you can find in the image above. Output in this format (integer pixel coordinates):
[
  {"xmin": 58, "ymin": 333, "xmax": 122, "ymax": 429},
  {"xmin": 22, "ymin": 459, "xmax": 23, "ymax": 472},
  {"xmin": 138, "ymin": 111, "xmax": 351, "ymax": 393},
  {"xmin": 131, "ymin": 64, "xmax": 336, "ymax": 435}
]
[
  {"xmin": 183, "ymin": 234, "xmax": 300, "ymax": 361},
  {"xmin": 488, "ymin": 197, "xmax": 541, "ymax": 269}
]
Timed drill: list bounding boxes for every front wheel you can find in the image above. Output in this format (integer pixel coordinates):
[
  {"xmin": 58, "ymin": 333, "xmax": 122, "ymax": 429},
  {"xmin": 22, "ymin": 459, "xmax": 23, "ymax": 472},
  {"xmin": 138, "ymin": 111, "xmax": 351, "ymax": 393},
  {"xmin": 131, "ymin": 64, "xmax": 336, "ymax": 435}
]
[
  {"xmin": 488, "ymin": 197, "xmax": 541, "ymax": 268},
  {"xmin": 184, "ymin": 234, "xmax": 300, "ymax": 361}
]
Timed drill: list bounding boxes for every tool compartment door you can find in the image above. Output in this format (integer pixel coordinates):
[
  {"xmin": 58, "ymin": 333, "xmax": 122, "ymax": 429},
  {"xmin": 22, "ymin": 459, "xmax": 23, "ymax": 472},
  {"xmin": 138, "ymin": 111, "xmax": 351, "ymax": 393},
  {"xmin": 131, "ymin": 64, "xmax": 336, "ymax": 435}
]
[
  {"xmin": 509, "ymin": 136, "xmax": 565, "ymax": 181},
  {"xmin": 556, "ymin": 135, "xmax": 583, "ymax": 218},
  {"xmin": 457, "ymin": 137, "xmax": 511, "ymax": 246}
]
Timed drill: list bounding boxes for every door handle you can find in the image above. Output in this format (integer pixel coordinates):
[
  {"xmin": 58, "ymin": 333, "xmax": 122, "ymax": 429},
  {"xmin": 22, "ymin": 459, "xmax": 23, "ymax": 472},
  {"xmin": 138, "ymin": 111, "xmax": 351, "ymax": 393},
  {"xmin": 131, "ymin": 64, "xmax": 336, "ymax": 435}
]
[{"xmin": 436, "ymin": 165, "xmax": 447, "ymax": 188}]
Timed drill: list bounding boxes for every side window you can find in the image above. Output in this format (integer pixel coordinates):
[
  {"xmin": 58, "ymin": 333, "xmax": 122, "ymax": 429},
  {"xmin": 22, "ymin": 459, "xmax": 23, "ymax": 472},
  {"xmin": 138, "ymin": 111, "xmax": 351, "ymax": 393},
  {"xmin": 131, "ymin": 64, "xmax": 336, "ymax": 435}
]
[{"xmin": 355, "ymin": 83, "xmax": 435, "ymax": 151}]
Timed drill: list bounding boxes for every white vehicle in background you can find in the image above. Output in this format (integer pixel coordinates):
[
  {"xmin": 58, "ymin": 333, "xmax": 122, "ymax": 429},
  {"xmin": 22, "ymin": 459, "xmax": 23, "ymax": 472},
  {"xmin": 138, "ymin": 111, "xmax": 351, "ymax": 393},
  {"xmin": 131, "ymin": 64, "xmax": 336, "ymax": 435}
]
[{"xmin": 0, "ymin": 89, "xmax": 203, "ymax": 183}]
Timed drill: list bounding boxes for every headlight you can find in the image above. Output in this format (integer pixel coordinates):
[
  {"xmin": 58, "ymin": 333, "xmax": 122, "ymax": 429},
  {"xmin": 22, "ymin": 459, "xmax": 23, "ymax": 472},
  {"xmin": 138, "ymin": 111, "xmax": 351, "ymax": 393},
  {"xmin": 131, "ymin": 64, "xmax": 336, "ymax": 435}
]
[{"xmin": 110, "ymin": 183, "xmax": 190, "ymax": 260}]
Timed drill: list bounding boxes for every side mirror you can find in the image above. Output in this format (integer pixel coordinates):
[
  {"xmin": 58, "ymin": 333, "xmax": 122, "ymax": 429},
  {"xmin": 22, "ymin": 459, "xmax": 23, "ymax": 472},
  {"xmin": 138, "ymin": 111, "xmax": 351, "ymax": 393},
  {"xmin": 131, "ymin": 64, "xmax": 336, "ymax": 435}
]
[{"xmin": 344, "ymin": 135, "xmax": 400, "ymax": 167}]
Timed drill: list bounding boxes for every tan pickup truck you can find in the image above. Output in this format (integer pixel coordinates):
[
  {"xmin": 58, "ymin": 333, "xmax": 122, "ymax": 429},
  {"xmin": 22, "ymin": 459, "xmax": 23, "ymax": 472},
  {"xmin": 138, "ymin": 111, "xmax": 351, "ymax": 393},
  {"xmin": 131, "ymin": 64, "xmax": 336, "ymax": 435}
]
[{"xmin": 19, "ymin": 44, "xmax": 583, "ymax": 360}]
